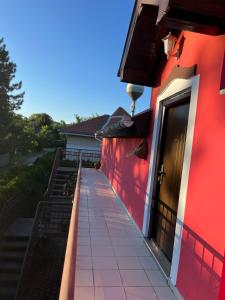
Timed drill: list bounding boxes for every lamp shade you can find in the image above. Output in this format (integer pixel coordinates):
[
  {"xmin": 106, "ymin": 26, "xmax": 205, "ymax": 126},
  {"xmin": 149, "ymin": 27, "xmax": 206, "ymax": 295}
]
[
  {"xmin": 126, "ymin": 84, "xmax": 144, "ymax": 102},
  {"xmin": 162, "ymin": 32, "xmax": 177, "ymax": 59}
]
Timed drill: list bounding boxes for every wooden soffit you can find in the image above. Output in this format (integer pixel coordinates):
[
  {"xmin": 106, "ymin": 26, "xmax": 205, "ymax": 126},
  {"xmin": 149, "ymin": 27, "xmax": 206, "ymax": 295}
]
[
  {"xmin": 118, "ymin": 0, "xmax": 224, "ymax": 88},
  {"xmin": 157, "ymin": 0, "xmax": 225, "ymax": 36},
  {"xmin": 118, "ymin": 1, "xmax": 168, "ymax": 87}
]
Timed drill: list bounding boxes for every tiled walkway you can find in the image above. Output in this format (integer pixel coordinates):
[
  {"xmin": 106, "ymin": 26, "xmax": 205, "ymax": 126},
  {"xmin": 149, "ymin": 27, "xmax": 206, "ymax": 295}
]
[{"xmin": 75, "ymin": 169, "xmax": 177, "ymax": 300}]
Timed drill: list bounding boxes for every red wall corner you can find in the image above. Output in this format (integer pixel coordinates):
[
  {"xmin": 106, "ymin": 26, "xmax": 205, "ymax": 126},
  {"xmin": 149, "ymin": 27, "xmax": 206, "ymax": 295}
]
[{"xmin": 219, "ymin": 255, "xmax": 225, "ymax": 300}]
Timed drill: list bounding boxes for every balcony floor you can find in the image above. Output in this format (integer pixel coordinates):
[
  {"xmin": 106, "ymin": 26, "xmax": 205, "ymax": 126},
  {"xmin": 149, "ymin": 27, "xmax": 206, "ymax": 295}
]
[{"xmin": 75, "ymin": 168, "xmax": 177, "ymax": 300}]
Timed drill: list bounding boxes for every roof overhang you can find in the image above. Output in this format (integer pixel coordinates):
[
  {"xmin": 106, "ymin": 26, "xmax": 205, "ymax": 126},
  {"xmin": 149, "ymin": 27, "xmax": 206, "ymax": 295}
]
[
  {"xmin": 157, "ymin": 0, "xmax": 225, "ymax": 36},
  {"xmin": 97, "ymin": 109, "xmax": 152, "ymax": 138},
  {"xmin": 118, "ymin": 0, "xmax": 225, "ymax": 87},
  {"xmin": 64, "ymin": 133, "xmax": 95, "ymax": 138},
  {"xmin": 118, "ymin": 1, "xmax": 167, "ymax": 87}
]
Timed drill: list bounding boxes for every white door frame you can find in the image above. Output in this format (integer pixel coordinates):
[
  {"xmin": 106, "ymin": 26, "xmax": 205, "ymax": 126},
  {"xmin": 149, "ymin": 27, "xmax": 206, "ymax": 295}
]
[{"xmin": 142, "ymin": 75, "xmax": 200, "ymax": 285}]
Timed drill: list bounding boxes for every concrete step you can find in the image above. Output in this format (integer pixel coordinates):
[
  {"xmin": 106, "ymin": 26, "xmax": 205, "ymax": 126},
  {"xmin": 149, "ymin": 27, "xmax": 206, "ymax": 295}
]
[
  {"xmin": 52, "ymin": 183, "xmax": 66, "ymax": 187},
  {"xmin": 54, "ymin": 172, "xmax": 76, "ymax": 177},
  {"xmin": 0, "ymin": 250, "xmax": 25, "ymax": 262},
  {"xmin": 0, "ymin": 261, "xmax": 21, "ymax": 273},
  {"xmin": 4, "ymin": 235, "xmax": 29, "ymax": 242},
  {"xmin": 0, "ymin": 272, "xmax": 18, "ymax": 283},
  {"xmin": 51, "ymin": 182, "xmax": 75, "ymax": 188},
  {"xmin": 56, "ymin": 166, "xmax": 77, "ymax": 172},
  {"xmin": 48, "ymin": 195, "xmax": 72, "ymax": 200},
  {"xmin": 0, "ymin": 285, "xmax": 15, "ymax": 300},
  {"xmin": 52, "ymin": 178, "xmax": 69, "ymax": 182},
  {"xmin": 0, "ymin": 240, "xmax": 28, "ymax": 252}
]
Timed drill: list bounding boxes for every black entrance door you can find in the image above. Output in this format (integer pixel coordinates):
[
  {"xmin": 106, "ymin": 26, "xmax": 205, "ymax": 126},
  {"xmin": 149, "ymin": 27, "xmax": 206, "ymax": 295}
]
[{"xmin": 151, "ymin": 99, "xmax": 190, "ymax": 262}]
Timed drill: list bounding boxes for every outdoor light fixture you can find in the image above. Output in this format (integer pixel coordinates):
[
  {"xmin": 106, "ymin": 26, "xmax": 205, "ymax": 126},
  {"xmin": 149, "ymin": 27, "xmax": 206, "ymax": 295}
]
[
  {"xmin": 162, "ymin": 32, "xmax": 177, "ymax": 59},
  {"xmin": 126, "ymin": 83, "xmax": 144, "ymax": 116}
]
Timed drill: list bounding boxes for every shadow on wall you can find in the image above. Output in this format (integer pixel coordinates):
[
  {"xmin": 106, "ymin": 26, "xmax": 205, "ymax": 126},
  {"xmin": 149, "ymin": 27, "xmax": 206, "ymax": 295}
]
[
  {"xmin": 101, "ymin": 137, "xmax": 149, "ymax": 228},
  {"xmin": 177, "ymin": 222, "xmax": 223, "ymax": 300}
]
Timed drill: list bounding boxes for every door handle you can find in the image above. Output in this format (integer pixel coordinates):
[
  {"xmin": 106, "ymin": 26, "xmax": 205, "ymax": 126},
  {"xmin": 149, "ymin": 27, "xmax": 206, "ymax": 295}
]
[{"xmin": 158, "ymin": 164, "xmax": 166, "ymax": 184}]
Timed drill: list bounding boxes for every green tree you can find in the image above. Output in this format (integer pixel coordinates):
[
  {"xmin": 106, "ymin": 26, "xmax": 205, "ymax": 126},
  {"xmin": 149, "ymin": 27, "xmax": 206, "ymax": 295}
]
[
  {"xmin": 74, "ymin": 113, "xmax": 99, "ymax": 123},
  {"xmin": 0, "ymin": 38, "xmax": 24, "ymax": 154},
  {"xmin": 28, "ymin": 113, "xmax": 53, "ymax": 131}
]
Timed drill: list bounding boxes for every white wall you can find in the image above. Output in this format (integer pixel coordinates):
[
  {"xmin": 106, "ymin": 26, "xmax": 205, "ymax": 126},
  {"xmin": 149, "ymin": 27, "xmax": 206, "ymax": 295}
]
[{"xmin": 66, "ymin": 135, "xmax": 101, "ymax": 151}]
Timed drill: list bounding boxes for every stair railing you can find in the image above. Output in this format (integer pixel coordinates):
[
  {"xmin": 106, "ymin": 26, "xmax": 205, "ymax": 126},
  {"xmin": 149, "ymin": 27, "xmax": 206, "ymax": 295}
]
[
  {"xmin": 15, "ymin": 201, "xmax": 41, "ymax": 299},
  {"xmin": 59, "ymin": 152, "xmax": 82, "ymax": 300},
  {"xmin": 44, "ymin": 147, "xmax": 62, "ymax": 199}
]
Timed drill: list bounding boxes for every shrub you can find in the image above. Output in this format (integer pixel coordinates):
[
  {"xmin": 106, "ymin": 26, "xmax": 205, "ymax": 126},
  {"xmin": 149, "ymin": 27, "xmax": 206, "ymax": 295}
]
[{"xmin": 0, "ymin": 151, "xmax": 55, "ymax": 216}]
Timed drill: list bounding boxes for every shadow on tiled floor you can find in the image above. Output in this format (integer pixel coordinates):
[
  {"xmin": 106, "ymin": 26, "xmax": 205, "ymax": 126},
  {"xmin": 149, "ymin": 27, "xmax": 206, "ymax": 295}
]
[{"xmin": 75, "ymin": 168, "xmax": 177, "ymax": 300}]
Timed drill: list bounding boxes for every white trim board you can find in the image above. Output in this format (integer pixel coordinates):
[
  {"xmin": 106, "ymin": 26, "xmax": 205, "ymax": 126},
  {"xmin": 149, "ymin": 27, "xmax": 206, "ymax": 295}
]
[{"xmin": 142, "ymin": 75, "xmax": 200, "ymax": 286}]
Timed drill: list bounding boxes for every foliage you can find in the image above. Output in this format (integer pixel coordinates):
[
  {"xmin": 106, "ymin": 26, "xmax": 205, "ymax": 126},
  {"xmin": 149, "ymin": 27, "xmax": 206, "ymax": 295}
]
[
  {"xmin": 28, "ymin": 113, "xmax": 53, "ymax": 131},
  {"xmin": 74, "ymin": 113, "xmax": 99, "ymax": 123},
  {"xmin": 0, "ymin": 38, "xmax": 24, "ymax": 154},
  {"xmin": 0, "ymin": 152, "xmax": 55, "ymax": 216}
]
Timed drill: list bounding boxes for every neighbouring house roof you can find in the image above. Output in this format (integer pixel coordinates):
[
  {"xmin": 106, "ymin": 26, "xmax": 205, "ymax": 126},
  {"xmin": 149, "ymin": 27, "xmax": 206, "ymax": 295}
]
[
  {"xmin": 112, "ymin": 107, "xmax": 131, "ymax": 117},
  {"xmin": 96, "ymin": 109, "xmax": 152, "ymax": 138},
  {"xmin": 118, "ymin": 0, "xmax": 225, "ymax": 87},
  {"xmin": 62, "ymin": 107, "xmax": 131, "ymax": 138},
  {"xmin": 62, "ymin": 115, "xmax": 110, "ymax": 137}
]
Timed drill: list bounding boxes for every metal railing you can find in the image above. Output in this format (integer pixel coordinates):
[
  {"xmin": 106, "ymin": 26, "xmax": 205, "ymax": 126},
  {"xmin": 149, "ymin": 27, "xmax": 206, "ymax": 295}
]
[
  {"xmin": 63, "ymin": 147, "xmax": 101, "ymax": 165},
  {"xmin": 44, "ymin": 147, "xmax": 62, "ymax": 198}
]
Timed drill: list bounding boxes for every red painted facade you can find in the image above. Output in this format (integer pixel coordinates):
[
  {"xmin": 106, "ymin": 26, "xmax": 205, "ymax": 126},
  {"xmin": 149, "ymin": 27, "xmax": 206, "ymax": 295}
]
[
  {"xmin": 219, "ymin": 256, "xmax": 225, "ymax": 299},
  {"xmin": 102, "ymin": 31, "xmax": 225, "ymax": 299},
  {"xmin": 101, "ymin": 137, "xmax": 151, "ymax": 229}
]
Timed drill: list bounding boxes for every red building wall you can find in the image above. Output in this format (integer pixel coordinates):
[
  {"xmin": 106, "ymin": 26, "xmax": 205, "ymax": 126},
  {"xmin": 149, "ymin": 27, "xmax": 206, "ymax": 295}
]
[
  {"xmin": 101, "ymin": 137, "xmax": 150, "ymax": 229},
  {"xmin": 152, "ymin": 32, "xmax": 225, "ymax": 299},
  {"xmin": 219, "ymin": 255, "xmax": 225, "ymax": 299},
  {"xmin": 102, "ymin": 31, "xmax": 225, "ymax": 299}
]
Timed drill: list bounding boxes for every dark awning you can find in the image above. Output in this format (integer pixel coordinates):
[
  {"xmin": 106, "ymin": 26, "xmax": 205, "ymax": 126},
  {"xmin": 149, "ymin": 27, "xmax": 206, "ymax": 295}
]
[{"xmin": 97, "ymin": 109, "xmax": 151, "ymax": 138}]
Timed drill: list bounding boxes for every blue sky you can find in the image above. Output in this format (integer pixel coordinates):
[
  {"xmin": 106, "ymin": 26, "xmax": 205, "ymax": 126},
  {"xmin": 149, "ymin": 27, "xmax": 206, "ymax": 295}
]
[{"xmin": 0, "ymin": 0, "xmax": 151, "ymax": 123}]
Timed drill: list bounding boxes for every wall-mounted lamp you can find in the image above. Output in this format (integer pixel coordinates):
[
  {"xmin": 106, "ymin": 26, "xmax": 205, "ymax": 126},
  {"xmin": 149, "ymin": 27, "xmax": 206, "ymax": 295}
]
[
  {"xmin": 162, "ymin": 32, "xmax": 178, "ymax": 60},
  {"xmin": 126, "ymin": 83, "xmax": 144, "ymax": 116}
]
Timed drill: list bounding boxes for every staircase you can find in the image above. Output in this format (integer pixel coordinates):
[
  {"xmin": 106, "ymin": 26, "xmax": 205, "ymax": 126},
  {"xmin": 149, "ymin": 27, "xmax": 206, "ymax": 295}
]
[
  {"xmin": 0, "ymin": 218, "xmax": 33, "ymax": 300},
  {"xmin": 46, "ymin": 150, "xmax": 78, "ymax": 202},
  {"xmin": 15, "ymin": 149, "xmax": 79, "ymax": 300},
  {"xmin": 49, "ymin": 167, "xmax": 77, "ymax": 200},
  {"xmin": 11, "ymin": 148, "xmax": 102, "ymax": 299}
]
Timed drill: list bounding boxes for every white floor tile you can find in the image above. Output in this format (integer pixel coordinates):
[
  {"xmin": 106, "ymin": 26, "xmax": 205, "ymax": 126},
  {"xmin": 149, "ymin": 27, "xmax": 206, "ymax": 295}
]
[
  {"xmin": 92, "ymin": 246, "xmax": 114, "ymax": 257},
  {"xmin": 116, "ymin": 257, "xmax": 142, "ymax": 270},
  {"xmin": 94, "ymin": 269, "xmax": 122, "ymax": 286},
  {"xmin": 74, "ymin": 170, "xmax": 175, "ymax": 300},
  {"xmin": 76, "ymin": 256, "xmax": 92, "ymax": 269},
  {"xmin": 138, "ymin": 257, "xmax": 158, "ymax": 270},
  {"xmin": 95, "ymin": 287, "xmax": 126, "ymax": 300},
  {"xmin": 145, "ymin": 270, "xmax": 168, "ymax": 287},
  {"xmin": 154, "ymin": 287, "xmax": 177, "ymax": 300},
  {"xmin": 77, "ymin": 245, "xmax": 92, "ymax": 256},
  {"xmin": 120, "ymin": 270, "xmax": 151, "ymax": 287},
  {"xmin": 93, "ymin": 256, "xmax": 118, "ymax": 269},
  {"xmin": 75, "ymin": 270, "xmax": 93, "ymax": 286},
  {"xmin": 125, "ymin": 287, "xmax": 157, "ymax": 300},
  {"xmin": 75, "ymin": 287, "xmax": 94, "ymax": 300}
]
